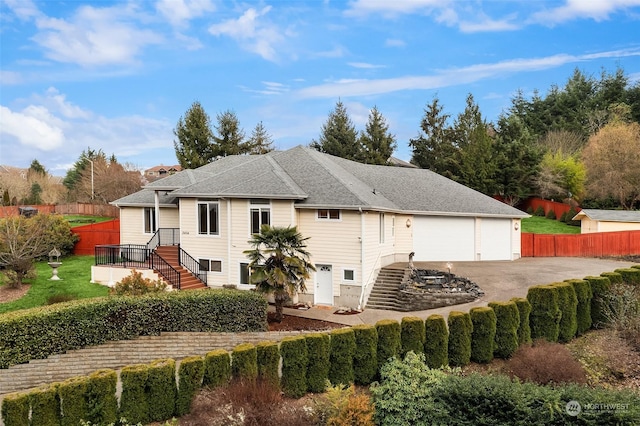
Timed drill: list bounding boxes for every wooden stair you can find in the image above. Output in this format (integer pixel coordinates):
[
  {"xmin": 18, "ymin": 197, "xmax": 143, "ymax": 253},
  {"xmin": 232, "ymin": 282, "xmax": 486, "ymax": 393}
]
[
  {"xmin": 364, "ymin": 268, "xmax": 407, "ymax": 311},
  {"xmin": 153, "ymin": 246, "xmax": 207, "ymax": 290}
]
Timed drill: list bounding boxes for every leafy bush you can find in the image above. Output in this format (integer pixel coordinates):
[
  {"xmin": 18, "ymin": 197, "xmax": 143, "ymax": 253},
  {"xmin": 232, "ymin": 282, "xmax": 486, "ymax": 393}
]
[
  {"xmin": 489, "ymin": 301, "xmax": 520, "ymax": 359},
  {"xmin": 566, "ymin": 279, "xmax": 592, "ymax": 335},
  {"xmin": 305, "ymin": 333, "xmax": 330, "ymax": 393},
  {"xmin": 316, "ymin": 383, "xmax": 375, "ymax": 426},
  {"xmin": 256, "ymin": 341, "xmax": 280, "ymax": 386},
  {"xmin": 506, "ymin": 339, "xmax": 586, "ymax": 385},
  {"xmin": 203, "ymin": 349, "xmax": 231, "ymax": 388},
  {"xmin": 447, "ymin": 311, "xmax": 473, "ymax": 367},
  {"xmin": 510, "ymin": 297, "xmax": 532, "ymax": 345},
  {"xmin": 375, "ymin": 319, "xmax": 401, "ymax": 374},
  {"xmin": 352, "ymin": 325, "xmax": 378, "ymax": 386},
  {"xmin": 231, "ymin": 343, "xmax": 258, "ymax": 382},
  {"xmin": 470, "ymin": 307, "xmax": 496, "ymax": 363},
  {"xmin": 176, "ymin": 356, "xmax": 204, "ymax": 417},
  {"xmin": 424, "ymin": 314, "xmax": 448, "ymax": 368},
  {"xmin": 601, "ymin": 282, "xmax": 640, "ymax": 351},
  {"xmin": 119, "ymin": 364, "xmax": 149, "ymax": 424},
  {"xmin": 527, "ymin": 284, "xmax": 561, "ymax": 342},
  {"xmin": 586, "ymin": 275, "xmax": 611, "ymax": 328},
  {"xmin": 400, "ymin": 316, "xmax": 425, "ymax": 357},
  {"xmin": 329, "ymin": 328, "xmax": 356, "ymax": 386},
  {"xmin": 110, "ymin": 269, "xmax": 167, "ymax": 296},
  {"xmin": 281, "ymin": 336, "xmax": 308, "ymax": 398},
  {"xmin": 554, "ymin": 282, "xmax": 578, "ymax": 342},
  {"xmin": 545, "ymin": 209, "xmax": 556, "ymax": 220}
]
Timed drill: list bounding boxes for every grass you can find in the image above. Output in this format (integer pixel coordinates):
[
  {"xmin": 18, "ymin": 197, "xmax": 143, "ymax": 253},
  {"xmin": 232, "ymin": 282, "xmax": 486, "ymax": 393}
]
[
  {"xmin": 521, "ymin": 216, "xmax": 581, "ymax": 234},
  {"xmin": 0, "ymin": 255, "xmax": 109, "ymax": 314},
  {"xmin": 64, "ymin": 214, "xmax": 115, "ymax": 227}
]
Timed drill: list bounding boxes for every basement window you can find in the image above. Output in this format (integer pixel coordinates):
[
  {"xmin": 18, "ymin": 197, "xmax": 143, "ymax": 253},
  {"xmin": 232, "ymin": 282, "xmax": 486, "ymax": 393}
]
[{"xmin": 318, "ymin": 209, "xmax": 340, "ymax": 220}]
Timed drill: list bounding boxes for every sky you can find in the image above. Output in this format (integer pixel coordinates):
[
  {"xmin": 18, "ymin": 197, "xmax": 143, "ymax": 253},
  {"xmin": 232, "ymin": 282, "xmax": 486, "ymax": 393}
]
[{"xmin": 1, "ymin": 0, "xmax": 640, "ymax": 176}]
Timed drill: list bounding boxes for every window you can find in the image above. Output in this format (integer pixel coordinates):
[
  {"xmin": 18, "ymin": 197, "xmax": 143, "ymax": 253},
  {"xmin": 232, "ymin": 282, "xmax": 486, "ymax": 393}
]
[
  {"xmin": 391, "ymin": 216, "xmax": 395, "ymax": 237},
  {"xmin": 318, "ymin": 209, "xmax": 340, "ymax": 220},
  {"xmin": 144, "ymin": 207, "xmax": 156, "ymax": 234},
  {"xmin": 379, "ymin": 213, "xmax": 385, "ymax": 243},
  {"xmin": 198, "ymin": 201, "xmax": 219, "ymax": 235},
  {"xmin": 343, "ymin": 269, "xmax": 355, "ymax": 282},
  {"xmin": 240, "ymin": 262, "xmax": 251, "ymax": 285},
  {"xmin": 199, "ymin": 259, "xmax": 222, "ymax": 273},
  {"xmin": 250, "ymin": 199, "xmax": 270, "ymax": 234}
]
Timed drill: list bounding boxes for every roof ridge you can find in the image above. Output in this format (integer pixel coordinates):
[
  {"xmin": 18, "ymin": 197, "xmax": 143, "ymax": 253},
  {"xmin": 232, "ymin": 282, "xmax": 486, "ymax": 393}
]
[{"xmin": 265, "ymin": 154, "xmax": 307, "ymax": 197}]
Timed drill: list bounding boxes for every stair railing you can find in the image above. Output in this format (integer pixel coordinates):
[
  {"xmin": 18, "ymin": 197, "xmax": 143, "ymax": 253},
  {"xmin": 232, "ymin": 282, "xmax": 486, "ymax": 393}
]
[
  {"xmin": 179, "ymin": 245, "xmax": 208, "ymax": 285},
  {"xmin": 358, "ymin": 251, "xmax": 382, "ymax": 310},
  {"xmin": 150, "ymin": 252, "xmax": 181, "ymax": 289},
  {"xmin": 146, "ymin": 228, "xmax": 180, "ymax": 251}
]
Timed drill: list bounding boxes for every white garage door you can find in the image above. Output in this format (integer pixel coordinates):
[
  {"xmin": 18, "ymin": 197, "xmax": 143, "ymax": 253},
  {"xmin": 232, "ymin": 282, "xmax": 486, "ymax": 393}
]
[
  {"xmin": 480, "ymin": 219, "xmax": 512, "ymax": 260},
  {"xmin": 413, "ymin": 216, "xmax": 475, "ymax": 261}
]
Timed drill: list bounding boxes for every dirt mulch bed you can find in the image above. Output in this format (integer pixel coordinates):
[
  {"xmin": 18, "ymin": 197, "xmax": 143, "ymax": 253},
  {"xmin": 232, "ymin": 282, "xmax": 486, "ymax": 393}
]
[
  {"xmin": 0, "ymin": 283, "xmax": 30, "ymax": 303},
  {"xmin": 267, "ymin": 311, "xmax": 344, "ymax": 332}
]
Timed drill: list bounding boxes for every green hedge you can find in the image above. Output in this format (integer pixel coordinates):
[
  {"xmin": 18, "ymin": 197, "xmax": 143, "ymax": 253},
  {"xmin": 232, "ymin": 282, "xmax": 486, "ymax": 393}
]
[
  {"xmin": 615, "ymin": 268, "xmax": 640, "ymax": 285},
  {"xmin": 203, "ymin": 349, "xmax": 231, "ymax": 388},
  {"xmin": 352, "ymin": 324, "xmax": 378, "ymax": 385},
  {"xmin": 401, "ymin": 316, "xmax": 426, "ymax": 357},
  {"xmin": 176, "ymin": 355, "xmax": 204, "ymax": 417},
  {"xmin": 119, "ymin": 364, "xmax": 149, "ymax": 424},
  {"xmin": 470, "ymin": 307, "xmax": 496, "ymax": 364},
  {"xmin": 586, "ymin": 276, "xmax": 611, "ymax": 328},
  {"xmin": 488, "ymin": 301, "xmax": 519, "ymax": 359},
  {"xmin": 86, "ymin": 369, "xmax": 118, "ymax": 425},
  {"xmin": 376, "ymin": 319, "xmax": 401, "ymax": 373},
  {"xmin": 510, "ymin": 297, "xmax": 532, "ymax": 345},
  {"xmin": 424, "ymin": 314, "xmax": 448, "ymax": 368},
  {"xmin": 231, "ymin": 343, "xmax": 258, "ymax": 382},
  {"xmin": 0, "ymin": 289, "xmax": 267, "ymax": 369},
  {"xmin": 447, "ymin": 311, "xmax": 473, "ymax": 367},
  {"xmin": 329, "ymin": 328, "xmax": 356, "ymax": 386},
  {"xmin": 256, "ymin": 341, "xmax": 280, "ymax": 386},
  {"xmin": 305, "ymin": 333, "xmax": 330, "ymax": 393},
  {"xmin": 280, "ymin": 336, "xmax": 308, "ymax": 398},
  {"xmin": 527, "ymin": 285, "xmax": 561, "ymax": 342},
  {"xmin": 566, "ymin": 279, "xmax": 592, "ymax": 335},
  {"xmin": 29, "ymin": 385, "xmax": 60, "ymax": 426},
  {"xmin": 554, "ymin": 282, "xmax": 578, "ymax": 342},
  {"xmin": 1, "ymin": 392, "xmax": 29, "ymax": 426},
  {"xmin": 147, "ymin": 359, "xmax": 177, "ymax": 422},
  {"xmin": 58, "ymin": 376, "xmax": 88, "ymax": 426},
  {"xmin": 600, "ymin": 271, "xmax": 623, "ymax": 285}
]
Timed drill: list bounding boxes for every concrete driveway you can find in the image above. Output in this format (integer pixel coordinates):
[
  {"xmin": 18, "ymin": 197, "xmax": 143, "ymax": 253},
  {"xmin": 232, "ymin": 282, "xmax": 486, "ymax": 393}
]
[{"xmin": 283, "ymin": 257, "xmax": 639, "ymax": 326}]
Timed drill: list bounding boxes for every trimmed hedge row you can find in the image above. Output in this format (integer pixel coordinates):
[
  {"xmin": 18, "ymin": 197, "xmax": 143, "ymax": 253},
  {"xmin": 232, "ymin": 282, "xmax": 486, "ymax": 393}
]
[
  {"xmin": 0, "ymin": 289, "xmax": 268, "ymax": 369},
  {"xmin": 448, "ymin": 311, "xmax": 473, "ymax": 367},
  {"xmin": 555, "ymin": 282, "xmax": 578, "ymax": 342},
  {"xmin": 511, "ymin": 297, "xmax": 532, "ymax": 345},
  {"xmin": 527, "ymin": 285, "xmax": 561, "ymax": 342},
  {"xmin": 305, "ymin": 333, "xmax": 330, "ymax": 393},
  {"xmin": 615, "ymin": 268, "xmax": 640, "ymax": 285},
  {"xmin": 424, "ymin": 314, "xmax": 448, "ymax": 368},
  {"xmin": 586, "ymin": 275, "xmax": 611, "ymax": 328},
  {"xmin": 566, "ymin": 279, "xmax": 592, "ymax": 335},
  {"xmin": 470, "ymin": 307, "xmax": 496, "ymax": 364},
  {"xmin": 488, "ymin": 301, "xmax": 519, "ymax": 359}
]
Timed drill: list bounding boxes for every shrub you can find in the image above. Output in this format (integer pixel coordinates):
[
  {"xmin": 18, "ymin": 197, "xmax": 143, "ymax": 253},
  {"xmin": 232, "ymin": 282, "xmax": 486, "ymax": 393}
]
[
  {"xmin": 256, "ymin": 341, "xmax": 280, "ymax": 386},
  {"xmin": 559, "ymin": 211, "xmax": 568, "ymax": 222},
  {"xmin": 506, "ymin": 339, "xmax": 586, "ymax": 385},
  {"xmin": 447, "ymin": 311, "xmax": 473, "ymax": 367},
  {"xmin": 400, "ymin": 316, "xmax": 425, "ymax": 357},
  {"xmin": 329, "ymin": 328, "xmax": 356, "ymax": 386},
  {"xmin": 375, "ymin": 319, "xmax": 401, "ymax": 374},
  {"xmin": 601, "ymin": 271, "xmax": 623, "ymax": 285},
  {"xmin": 119, "ymin": 364, "xmax": 150, "ymax": 424},
  {"xmin": 85, "ymin": 369, "xmax": 118, "ymax": 425},
  {"xmin": 1, "ymin": 392, "xmax": 30, "ymax": 426},
  {"xmin": 352, "ymin": 325, "xmax": 378, "ymax": 386},
  {"xmin": 527, "ymin": 284, "xmax": 561, "ymax": 342},
  {"xmin": 147, "ymin": 359, "xmax": 177, "ymax": 422},
  {"xmin": 545, "ymin": 209, "xmax": 556, "ymax": 220},
  {"xmin": 470, "ymin": 307, "xmax": 496, "ymax": 363},
  {"xmin": 601, "ymin": 282, "xmax": 640, "ymax": 351},
  {"xmin": 554, "ymin": 282, "xmax": 578, "ymax": 342},
  {"xmin": 565, "ymin": 207, "xmax": 580, "ymax": 226},
  {"xmin": 231, "ymin": 343, "xmax": 258, "ymax": 382},
  {"xmin": 510, "ymin": 297, "xmax": 532, "ymax": 345},
  {"xmin": 176, "ymin": 355, "xmax": 204, "ymax": 416},
  {"xmin": 586, "ymin": 275, "xmax": 611, "ymax": 328},
  {"xmin": 526, "ymin": 206, "xmax": 534, "ymax": 215},
  {"xmin": 46, "ymin": 294, "xmax": 77, "ymax": 305},
  {"xmin": 320, "ymin": 384, "xmax": 375, "ymax": 426},
  {"xmin": 424, "ymin": 314, "xmax": 448, "ymax": 368},
  {"xmin": 280, "ymin": 336, "xmax": 308, "ymax": 398},
  {"xmin": 615, "ymin": 268, "xmax": 640, "ymax": 285},
  {"xmin": 488, "ymin": 301, "xmax": 520, "ymax": 359},
  {"xmin": 58, "ymin": 376, "xmax": 89, "ymax": 426},
  {"xmin": 203, "ymin": 349, "xmax": 231, "ymax": 388},
  {"xmin": 305, "ymin": 333, "xmax": 330, "ymax": 393},
  {"xmin": 566, "ymin": 279, "xmax": 592, "ymax": 335},
  {"xmin": 29, "ymin": 385, "xmax": 60, "ymax": 426},
  {"xmin": 534, "ymin": 205, "xmax": 545, "ymax": 216},
  {"xmin": 110, "ymin": 269, "xmax": 167, "ymax": 296}
]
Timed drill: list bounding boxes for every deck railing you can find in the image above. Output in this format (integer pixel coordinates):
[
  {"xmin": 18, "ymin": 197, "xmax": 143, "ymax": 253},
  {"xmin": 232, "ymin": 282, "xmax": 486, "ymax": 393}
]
[
  {"xmin": 147, "ymin": 228, "xmax": 180, "ymax": 251},
  {"xmin": 179, "ymin": 246, "xmax": 208, "ymax": 285}
]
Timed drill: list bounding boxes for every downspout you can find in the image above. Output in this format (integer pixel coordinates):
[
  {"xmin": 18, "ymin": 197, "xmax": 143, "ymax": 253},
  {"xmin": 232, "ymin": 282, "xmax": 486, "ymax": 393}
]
[
  {"xmin": 154, "ymin": 190, "xmax": 160, "ymax": 231},
  {"xmin": 227, "ymin": 199, "xmax": 232, "ymax": 284},
  {"xmin": 358, "ymin": 207, "xmax": 365, "ymax": 310}
]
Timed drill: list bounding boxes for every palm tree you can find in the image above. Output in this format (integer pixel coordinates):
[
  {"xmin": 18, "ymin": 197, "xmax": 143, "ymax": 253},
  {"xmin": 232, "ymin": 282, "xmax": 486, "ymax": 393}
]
[{"xmin": 244, "ymin": 225, "xmax": 316, "ymax": 322}]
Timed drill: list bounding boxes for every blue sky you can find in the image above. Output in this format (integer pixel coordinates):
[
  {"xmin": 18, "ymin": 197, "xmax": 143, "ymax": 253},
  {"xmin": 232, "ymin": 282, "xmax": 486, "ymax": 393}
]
[{"xmin": 1, "ymin": 0, "xmax": 640, "ymax": 176}]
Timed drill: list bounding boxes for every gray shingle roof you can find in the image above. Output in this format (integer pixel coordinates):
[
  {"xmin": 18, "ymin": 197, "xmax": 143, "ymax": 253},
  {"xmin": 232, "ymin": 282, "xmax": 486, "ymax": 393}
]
[
  {"xmin": 113, "ymin": 145, "xmax": 527, "ymax": 218},
  {"xmin": 575, "ymin": 209, "xmax": 640, "ymax": 223}
]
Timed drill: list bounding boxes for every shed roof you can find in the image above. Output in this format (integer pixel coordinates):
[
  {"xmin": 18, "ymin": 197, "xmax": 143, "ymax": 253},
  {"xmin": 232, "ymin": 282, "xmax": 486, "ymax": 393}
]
[{"xmin": 573, "ymin": 209, "xmax": 640, "ymax": 223}]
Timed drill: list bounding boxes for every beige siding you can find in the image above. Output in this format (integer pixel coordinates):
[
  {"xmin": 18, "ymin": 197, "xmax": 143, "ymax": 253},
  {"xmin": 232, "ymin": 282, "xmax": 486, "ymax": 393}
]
[
  {"xmin": 160, "ymin": 208, "xmax": 179, "ymax": 228},
  {"xmin": 120, "ymin": 206, "xmax": 179, "ymax": 245},
  {"xmin": 598, "ymin": 221, "xmax": 640, "ymax": 233},
  {"xmin": 513, "ymin": 219, "xmax": 522, "ymax": 259},
  {"xmin": 580, "ymin": 217, "xmax": 599, "ymax": 233}
]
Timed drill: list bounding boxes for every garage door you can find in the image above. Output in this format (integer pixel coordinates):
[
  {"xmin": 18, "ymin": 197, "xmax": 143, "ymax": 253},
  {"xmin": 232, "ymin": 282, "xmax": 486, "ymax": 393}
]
[
  {"xmin": 480, "ymin": 218, "xmax": 512, "ymax": 260},
  {"xmin": 413, "ymin": 216, "xmax": 475, "ymax": 261}
]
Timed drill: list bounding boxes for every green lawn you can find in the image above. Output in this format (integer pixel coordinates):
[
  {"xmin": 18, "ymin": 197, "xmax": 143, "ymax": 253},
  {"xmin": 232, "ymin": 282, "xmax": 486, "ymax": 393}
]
[
  {"xmin": 64, "ymin": 215, "xmax": 115, "ymax": 227},
  {"xmin": 0, "ymin": 256, "xmax": 109, "ymax": 314},
  {"xmin": 521, "ymin": 216, "xmax": 581, "ymax": 234}
]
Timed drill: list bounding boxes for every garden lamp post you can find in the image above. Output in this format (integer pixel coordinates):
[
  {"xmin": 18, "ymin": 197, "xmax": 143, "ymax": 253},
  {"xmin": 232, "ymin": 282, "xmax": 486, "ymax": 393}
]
[{"xmin": 48, "ymin": 248, "xmax": 62, "ymax": 280}]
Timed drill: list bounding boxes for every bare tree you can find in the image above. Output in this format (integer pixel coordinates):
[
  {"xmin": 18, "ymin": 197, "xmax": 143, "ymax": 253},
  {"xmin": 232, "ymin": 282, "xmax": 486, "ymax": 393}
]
[{"xmin": 0, "ymin": 215, "xmax": 51, "ymax": 287}]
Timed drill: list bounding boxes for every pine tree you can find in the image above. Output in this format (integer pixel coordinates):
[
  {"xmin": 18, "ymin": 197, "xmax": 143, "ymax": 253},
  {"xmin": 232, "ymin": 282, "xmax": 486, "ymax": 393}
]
[
  {"xmin": 212, "ymin": 110, "xmax": 247, "ymax": 157},
  {"xmin": 173, "ymin": 101, "xmax": 215, "ymax": 169},
  {"xmin": 310, "ymin": 100, "xmax": 361, "ymax": 161},
  {"xmin": 246, "ymin": 121, "xmax": 275, "ymax": 154},
  {"xmin": 409, "ymin": 97, "xmax": 455, "ymax": 175},
  {"xmin": 359, "ymin": 106, "xmax": 396, "ymax": 165}
]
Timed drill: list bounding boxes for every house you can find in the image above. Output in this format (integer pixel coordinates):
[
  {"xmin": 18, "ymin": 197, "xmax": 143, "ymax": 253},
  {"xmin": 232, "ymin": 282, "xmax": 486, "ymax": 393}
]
[
  {"xmin": 144, "ymin": 165, "xmax": 182, "ymax": 181},
  {"xmin": 572, "ymin": 209, "xmax": 640, "ymax": 234},
  {"xmin": 99, "ymin": 146, "xmax": 527, "ymax": 308}
]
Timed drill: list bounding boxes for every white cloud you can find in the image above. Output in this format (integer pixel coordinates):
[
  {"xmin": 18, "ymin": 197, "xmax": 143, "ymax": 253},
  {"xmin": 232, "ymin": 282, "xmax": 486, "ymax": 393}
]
[
  {"xmin": 156, "ymin": 0, "xmax": 215, "ymax": 27},
  {"xmin": 348, "ymin": 62, "xmax": 386, "ymax": 69},
  {"xmin": 0, "ymin": 70, "xmax": 22, "ymax": 85},
  {"xmin": 345, "ymin": 0, "xmax": 446, "ymax": 17},
  {"xmin": 385, "ymin": 38, "xmax": 406, "ymax": 47},
  {"xmin": 208, "ymin": 6, "xmax": 284, "ymax": 62},
  {"xmin": 3, "ymin": 0, "xmax": 40, "ymax": 21},
  {"xmin": 530, "ymin": 0, "xmax": 640, "ymax": 25},
  {"xmin": 297, "ymin": 48, "xmax": 640, "ymax": 99},
  {"xmin": 458, "ymin": 15, "xmax": 519, "ymax": 33},
  {"xmin": 0, "ymin": 105, "xmax": 65, "ymax": 151}
]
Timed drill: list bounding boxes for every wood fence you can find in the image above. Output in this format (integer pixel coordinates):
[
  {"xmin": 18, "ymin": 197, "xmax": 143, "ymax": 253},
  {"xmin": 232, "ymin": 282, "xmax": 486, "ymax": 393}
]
[
  {"xmin": 520, "ymin": 198, "xmax": 580, "ymax": 219},
  {"xmin": 521, "ymin": 230, "xmax": 640, "ymax": 257},
  {"xmin": 71, "ymin": 219, "xmax": 120, "ymax": 255},
  {"xmin": 0, "ymin": 203, "xmax": 119, "ymax": 218}
]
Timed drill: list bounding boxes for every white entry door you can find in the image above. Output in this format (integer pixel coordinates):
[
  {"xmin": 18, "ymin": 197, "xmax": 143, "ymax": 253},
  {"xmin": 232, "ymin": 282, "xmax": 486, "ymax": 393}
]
[{"xmin": 315, "ymin": 264, "xmax": 333, "ymax": 305}]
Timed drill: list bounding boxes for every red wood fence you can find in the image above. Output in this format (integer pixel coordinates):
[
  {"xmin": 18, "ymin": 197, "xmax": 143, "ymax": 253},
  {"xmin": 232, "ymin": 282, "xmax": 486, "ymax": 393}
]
[
  {"xmin": 521, "ymin": 231, "xmax": 640, "ymax": 257},
  {"xmin": 521, "ymin": 198, "xmax": 580, "ymax": 219},
  {"xmin": 71, "ymin": 219, "xmax": 120, "ymax": 255}
]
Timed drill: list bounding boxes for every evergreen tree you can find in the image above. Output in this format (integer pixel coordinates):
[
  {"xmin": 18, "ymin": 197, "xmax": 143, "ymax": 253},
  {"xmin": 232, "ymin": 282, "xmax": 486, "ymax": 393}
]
[
  {"xmin": 63, "ymin": 148, "xmax": 103, "ymax": 191},
  {"xmin": 212, "ymin": 110, "xmax": 247, "ymax": 157},
  {"xmin": 173, "ymin": 101, "xmax": 215, "ymax": 169},
  {"xmin": 409, "ymin": 96, "xmax": 454, "ymax": 175},
  {"xmin": 310, "ymin": 100, "xmax": 361, "ymax": 161},
  {"xmin": 359, "ymin": 106, "xmax": 396, "ymax": 165},
  {"xmin": 28, "ymin": 160, "xmax": 46, "ymax": 177},
  {"xmin": 246, "ymin": 121, "xmax": 274, "ymax": 154}
]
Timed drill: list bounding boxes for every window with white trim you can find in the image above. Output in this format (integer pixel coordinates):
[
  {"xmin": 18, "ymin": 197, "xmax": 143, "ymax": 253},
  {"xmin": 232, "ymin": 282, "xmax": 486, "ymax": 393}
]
[
  {"xmin": 391, "ymin": 216, "xmax": 395, "ymax": 237},
  {"xmin": 379, "ymin": 213, "xmax": 385, "ymax": 243},
  {"xmin": 250, "ymin": 199, "xmax": 270, "ymax": 234},
  {"xmin": 318, "ymin": 209, "xmax": 340, "ymax": 220},
  {"xmin": 199, "ymin": 259, "xmax": 222, "ymax": 273},
  {"xmin": 198, "ymin": 200, "xmax": 219, "ymax": 235},
  {"xmin": 343, "ymin": 268, "xmax": 355, "ymax": 282},
  {"xmin": 144, "ymin": 207, "xmax": 156, "ymax": 234}
]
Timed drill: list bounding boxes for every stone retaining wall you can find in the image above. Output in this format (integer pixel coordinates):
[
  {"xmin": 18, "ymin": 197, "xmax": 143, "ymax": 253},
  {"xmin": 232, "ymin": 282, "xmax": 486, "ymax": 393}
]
[{"xmin": 397, "ymin": 290, "xmax": 478, "ymax": 311}]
